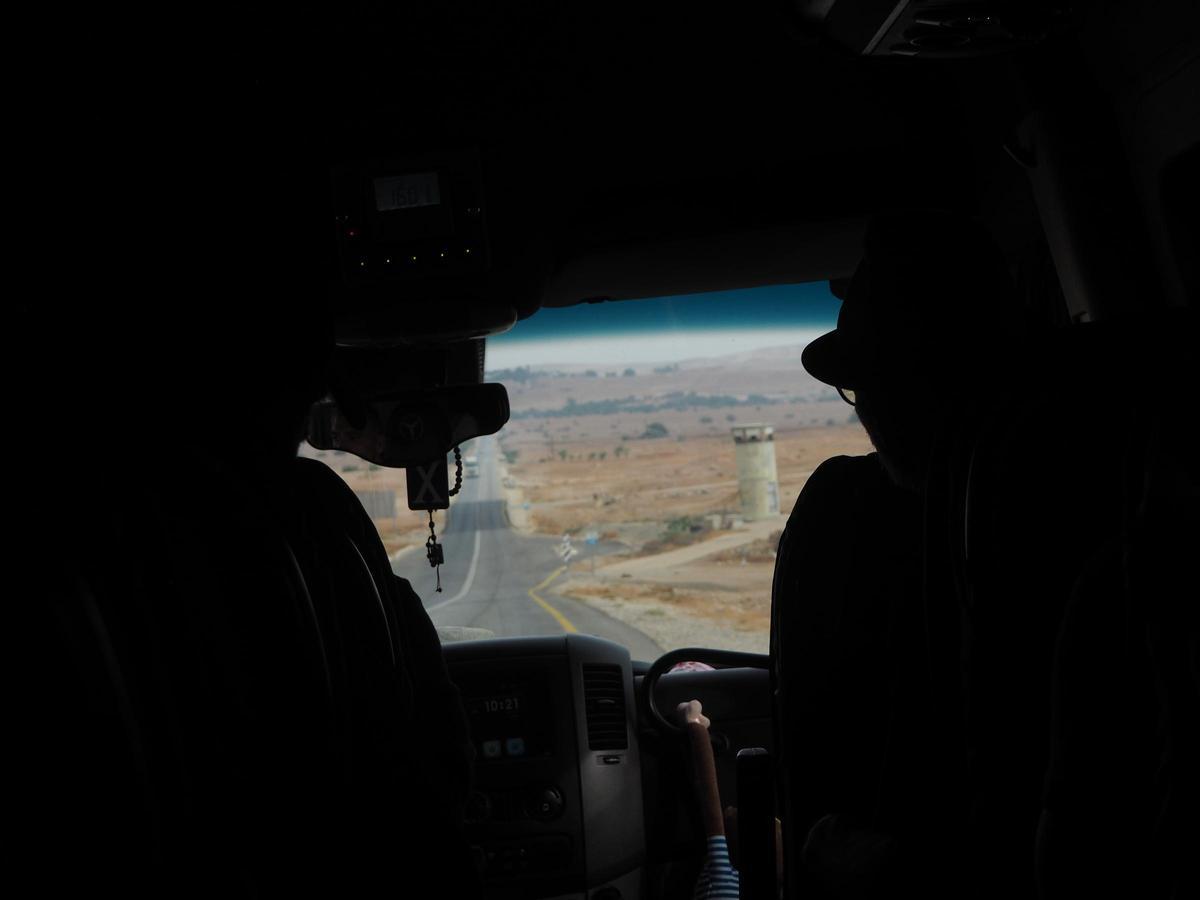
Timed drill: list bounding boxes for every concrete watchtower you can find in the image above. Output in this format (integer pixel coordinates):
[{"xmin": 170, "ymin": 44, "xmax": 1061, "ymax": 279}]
[{"xmin": 731, "ymin": 423, "xmax": 779, "ymax": 520}]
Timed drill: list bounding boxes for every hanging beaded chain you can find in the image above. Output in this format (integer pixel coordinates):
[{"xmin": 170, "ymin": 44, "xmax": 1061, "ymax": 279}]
[
  {"xmin": 425, "ymin": 446, "xmax": 464, "ymax": 592},
  {"xmin": 448, "ymin": 445, "xmax": 463, "ymax": 498}
]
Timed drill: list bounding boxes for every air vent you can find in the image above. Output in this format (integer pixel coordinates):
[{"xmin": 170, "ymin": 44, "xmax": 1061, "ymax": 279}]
[{"xmin": 582, "ymin": 664, "xmax": 628, "ymax": 751}]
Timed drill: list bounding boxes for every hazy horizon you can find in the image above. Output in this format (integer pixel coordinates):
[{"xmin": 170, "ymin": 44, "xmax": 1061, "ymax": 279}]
[
  {"xmin": 485, "ymin": 282, "xmax": 837, "ymax": 370},
  {"xmin": 486, "ymin": 328, "xmax": 823, "ymax": 370}
]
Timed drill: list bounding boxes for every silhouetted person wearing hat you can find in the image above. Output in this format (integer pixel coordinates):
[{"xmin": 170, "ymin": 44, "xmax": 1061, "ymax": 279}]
[
  {"xmin": 773, "ymin": 211, "xmax": 1026, "ymax": 898},
  {"xmin": 801, "ymin": 213, "xmax": 1024, "ymax": 493}
]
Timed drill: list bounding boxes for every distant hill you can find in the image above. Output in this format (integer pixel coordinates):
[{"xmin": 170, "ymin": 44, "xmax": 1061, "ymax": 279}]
[{"xmin": 489, "ymin": 344, "xmax": 834, "ymax": 420}]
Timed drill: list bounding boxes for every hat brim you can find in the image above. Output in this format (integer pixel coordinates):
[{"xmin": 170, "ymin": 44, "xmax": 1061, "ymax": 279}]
[{"xmin": 801, "ymin": 330, "xmax": 856, "ymax": 388}]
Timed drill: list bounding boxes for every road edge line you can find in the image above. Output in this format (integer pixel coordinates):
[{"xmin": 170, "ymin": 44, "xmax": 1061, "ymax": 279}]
[
  {"xmin": 528, "ymin": 566, "xmax": 578, "ymax": 633},
  {"xmin": 425, "ymin": 529, "xmax": 483, "ymax": 612}
]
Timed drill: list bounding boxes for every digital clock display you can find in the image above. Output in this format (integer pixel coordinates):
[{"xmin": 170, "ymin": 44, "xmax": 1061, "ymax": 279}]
[
  {"xmin": 460, "ymin": 673, "xmax": 552, "ymax": 762},
  {"xmin": 373, "ymin": 172, "xmax": 441, "ymax": 212},
  {"xmin": 480, "ymin": 696, "xmax": 521, "ymax": 713}
]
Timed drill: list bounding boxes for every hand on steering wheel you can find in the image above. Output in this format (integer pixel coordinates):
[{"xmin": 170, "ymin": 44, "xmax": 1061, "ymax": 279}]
[{"xmin": 676, "ymin": 699, "xmax": 711, "ymax": 730}]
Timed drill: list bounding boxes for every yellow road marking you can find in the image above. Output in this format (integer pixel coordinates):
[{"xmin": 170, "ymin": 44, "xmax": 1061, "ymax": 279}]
[{"xmin": 528, "ymin": 566, "xmax": 577, "ymax": 633}]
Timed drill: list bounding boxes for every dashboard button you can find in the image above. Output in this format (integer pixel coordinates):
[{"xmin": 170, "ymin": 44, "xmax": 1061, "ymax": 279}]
[
  {"xmin": 526, "ymin": 786, "xmax": 564, "ymax": 821},
  {"xmin": 465, "ymin": 790, "xmax": 492, "ymax": 823},
  {"xmin": 469, "ymin": 845, "xmax": 485, "ymax": 871}
]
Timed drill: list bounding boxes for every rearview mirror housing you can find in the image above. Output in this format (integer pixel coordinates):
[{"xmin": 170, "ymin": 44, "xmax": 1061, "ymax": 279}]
[{"xmin": 306, "ymin": 382, "xmax": 509, "ymax": 469}]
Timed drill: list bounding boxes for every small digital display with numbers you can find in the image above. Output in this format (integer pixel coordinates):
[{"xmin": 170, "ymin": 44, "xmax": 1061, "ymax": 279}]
[
  {"xmin": 479, "ymin": 695, "xmax": 522, "ymax": 714},
  {"xmin": 373, "ymin": 172, "xmax": 441, "ymax": 211},
  {"xmin": 460, "ymin": 673, "xmax": 553, "ymax": 761}
]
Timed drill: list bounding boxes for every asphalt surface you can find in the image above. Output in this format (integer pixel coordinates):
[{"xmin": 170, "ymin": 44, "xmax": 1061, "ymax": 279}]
[{"xmin": 392, "ymin": 436, "xmax": 663, "ymax": 663}]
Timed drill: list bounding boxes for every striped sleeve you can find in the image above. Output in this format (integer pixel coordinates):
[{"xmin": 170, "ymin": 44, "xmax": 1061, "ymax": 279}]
[{"xmin": 693, "ymin": 834, "xmax": 740, "ymax": 900}]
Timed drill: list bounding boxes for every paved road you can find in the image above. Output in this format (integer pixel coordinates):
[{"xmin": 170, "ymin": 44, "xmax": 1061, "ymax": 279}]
[{"xmin": 392, "ymin": 436, "xmax": 663, "ymax": 663}]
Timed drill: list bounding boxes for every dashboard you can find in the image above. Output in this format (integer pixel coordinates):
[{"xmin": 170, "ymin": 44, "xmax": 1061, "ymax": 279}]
[{"xmin": 445, "ymin": 634, "xmax": 647, "ymax": 900}]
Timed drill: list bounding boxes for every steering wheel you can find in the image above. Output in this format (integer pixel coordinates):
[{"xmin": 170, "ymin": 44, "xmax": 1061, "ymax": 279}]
[{"xmin": 639, "ymin": 647, "xmax": 770, "ymax": 734}]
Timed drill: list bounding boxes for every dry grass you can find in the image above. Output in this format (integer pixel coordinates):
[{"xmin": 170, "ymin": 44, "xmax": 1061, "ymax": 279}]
[
  {"xmin": 500, "ymin": 423, "xmax": 871, "ymax": 538},
  {"xmin": 562, "ymin": 578, "xmax": 772, "ymax": 635},
  {"xmin": 523, "ymin": 410, "xmax": 842, "ymax": 642},
  {"xmin": 707, "ymin": 530, "xmax": 783, "ymax": 563}
]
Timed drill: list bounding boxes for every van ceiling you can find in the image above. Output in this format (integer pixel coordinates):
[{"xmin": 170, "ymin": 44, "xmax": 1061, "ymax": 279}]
[{"xmin": 275, "ymin": 3, "xmax": 1035, "ymax": 308}]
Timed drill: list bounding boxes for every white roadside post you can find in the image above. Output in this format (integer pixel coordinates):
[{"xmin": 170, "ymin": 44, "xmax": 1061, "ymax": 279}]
[{"xmin": 558, "ymin": 533, "xmax": 577, "ymax": 569}]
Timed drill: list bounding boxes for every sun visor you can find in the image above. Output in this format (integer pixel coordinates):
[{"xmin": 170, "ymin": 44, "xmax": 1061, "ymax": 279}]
[{"xmin": 306, "ymin": 383, "xmax": 509, "ymax": 468}]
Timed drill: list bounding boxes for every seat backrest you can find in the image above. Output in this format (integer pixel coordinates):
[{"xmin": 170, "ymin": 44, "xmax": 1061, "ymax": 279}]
[
  {"xmin": 286, "ymin": 457, "xmax": 480, "ymax": 895},
  {"xmin": 949, "ymin": 321, "xmax": 1166, "ymax": 898},
  {"xmin": 32, "ymin": 450, "xmax": 482, "ymax": 896},
  {"xmin": 31, "ymin": 453, "xmax": 340, "ymax": 897},
  {"xmin": 770, "ymin": 453, "xmax": 926, "ymax": 894},
  {"xmin": 1038, "ymin": 317, "xmax": 1199, "ymax": 900},
  {"xmin": 1133, "ymin": 417, "xmax": 1200, "ymax": 900}
]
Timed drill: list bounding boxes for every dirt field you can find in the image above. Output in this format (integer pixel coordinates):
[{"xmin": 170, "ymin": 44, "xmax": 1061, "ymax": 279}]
[
  {"xmin": 498, "ymin": 424, "xmax": 871, "ymax": 536},
  {"xmin": 503, "ymin": 421, "xmax": 871, "ymax": 651},
  {"xmin": 491, "ymin": 345, "xmax": 873, "ymax": 649},
  {"xmin": 300, "ymin": 342, "xmax": 875, "ymax": 650},
  {"xmin": 558, "ymin": 571, "xmax": 778, "ymax": 653}
]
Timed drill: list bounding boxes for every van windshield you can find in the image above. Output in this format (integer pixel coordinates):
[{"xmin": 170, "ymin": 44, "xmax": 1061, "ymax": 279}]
[{"xmin": 305, "ymin": 283, "xmax": 872, "ymax": 658}]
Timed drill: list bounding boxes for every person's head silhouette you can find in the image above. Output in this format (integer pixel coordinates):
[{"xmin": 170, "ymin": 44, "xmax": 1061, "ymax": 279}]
[{"xmin": 803, "ymin": 211, "xmax": 1024, "ymax": 491}]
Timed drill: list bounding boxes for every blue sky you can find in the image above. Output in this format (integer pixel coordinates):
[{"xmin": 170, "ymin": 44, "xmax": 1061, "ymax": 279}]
[{"xmin": 487, "ymin": 282, "xmax": 839, "ymax": 368}]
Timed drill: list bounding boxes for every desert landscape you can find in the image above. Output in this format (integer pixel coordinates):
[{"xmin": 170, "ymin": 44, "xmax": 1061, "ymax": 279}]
[
  {"xmin": 302, "ymin": 341, "xmax": 873, "ymax": 652},
  {"xmin": 490, "ymin": 343, "xmax": 873, "ymax": 652}
]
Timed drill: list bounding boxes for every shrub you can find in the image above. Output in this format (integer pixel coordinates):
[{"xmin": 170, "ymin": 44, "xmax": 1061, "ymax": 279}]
[{"xmin": 665, "ymin": 515, "xmax": 703, "ymax": 534}]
